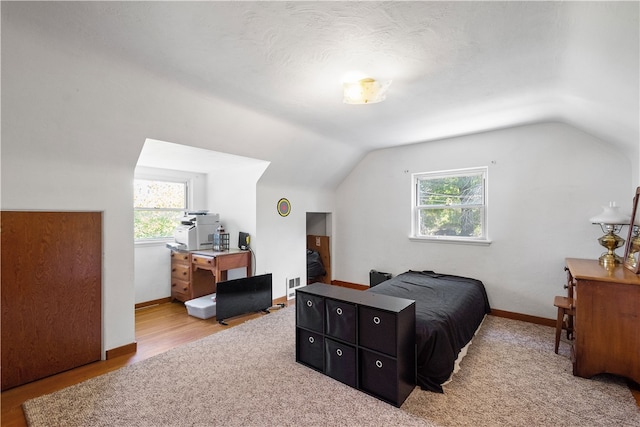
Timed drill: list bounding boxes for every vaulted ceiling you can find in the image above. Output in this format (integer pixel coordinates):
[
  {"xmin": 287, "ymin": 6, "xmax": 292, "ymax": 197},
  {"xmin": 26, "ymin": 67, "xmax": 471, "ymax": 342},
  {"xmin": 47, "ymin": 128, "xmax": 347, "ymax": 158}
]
[{"xmin": 4, "ymin": 1, "xmax": 639, "ymax": 160}]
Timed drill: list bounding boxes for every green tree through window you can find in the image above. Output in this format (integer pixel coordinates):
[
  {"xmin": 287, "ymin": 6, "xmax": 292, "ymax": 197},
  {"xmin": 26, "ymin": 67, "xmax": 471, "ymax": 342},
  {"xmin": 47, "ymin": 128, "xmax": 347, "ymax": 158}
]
[
  {"xmin": 413, "ymin": 168, "xmax": 487, "ymax": 240},
  {"xmin": 134, "ymin": 179, "xmax": 187, "ymax": 240}
]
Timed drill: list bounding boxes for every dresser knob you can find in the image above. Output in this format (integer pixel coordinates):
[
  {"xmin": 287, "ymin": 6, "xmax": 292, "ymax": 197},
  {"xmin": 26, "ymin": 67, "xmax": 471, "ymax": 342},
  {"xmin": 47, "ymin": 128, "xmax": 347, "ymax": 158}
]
[
  {"xmin": 373, "ymin": 316, "xmax": 380, "ymax": 325},
  {"xmin": 375, "ymin": 360, "xmax": 383, "ymax": 368},
  {"xmin": 306, "ymin": 300, "xmax": 313, "ymax": 307},
  {"xmin": 336, "ymin": 307, "xmax": 343, "ymax": 315},
  {"xmin": 336, "ymin": 349, "xmax": 343, "ymax": 356},
  {"xmin": 308, "ymin": 336, "xmax": 315, "ymax": 344}
]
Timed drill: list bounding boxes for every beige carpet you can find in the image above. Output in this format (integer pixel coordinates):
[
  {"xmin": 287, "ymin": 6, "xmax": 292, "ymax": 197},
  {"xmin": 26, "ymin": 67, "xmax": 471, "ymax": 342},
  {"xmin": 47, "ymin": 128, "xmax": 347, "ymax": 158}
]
[
  {"xmin": 23, "ymin": 306, "xmax": 640, "ymax": 426},
  {"xmin": 403, "ymin": 315, "xmax": 640, "ymax": 426}
]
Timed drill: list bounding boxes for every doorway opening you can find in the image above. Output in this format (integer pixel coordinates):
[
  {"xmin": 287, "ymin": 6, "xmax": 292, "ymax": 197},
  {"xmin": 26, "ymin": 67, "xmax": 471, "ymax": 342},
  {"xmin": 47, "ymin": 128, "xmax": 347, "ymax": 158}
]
[{"xmin": 305, "ymin": 212, "xmax": 332, "ymax": 285}]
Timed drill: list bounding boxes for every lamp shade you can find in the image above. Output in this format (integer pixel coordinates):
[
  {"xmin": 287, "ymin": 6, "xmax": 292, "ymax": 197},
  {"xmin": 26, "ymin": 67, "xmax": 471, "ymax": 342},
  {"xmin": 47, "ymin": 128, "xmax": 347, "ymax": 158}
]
[
  {"xmin": 589, "ymin": 202, "xmax": 630, "ymax": 225},
  {"xmin": 343, "ymin": 78, "xmax": 391, "ymax": 104}
]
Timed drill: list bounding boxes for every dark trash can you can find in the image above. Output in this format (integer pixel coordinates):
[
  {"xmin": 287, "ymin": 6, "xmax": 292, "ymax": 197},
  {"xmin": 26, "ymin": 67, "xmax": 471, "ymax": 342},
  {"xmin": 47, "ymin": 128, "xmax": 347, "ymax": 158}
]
[{"xmin": 369, "ymin": 270, "xmax": 392, "ymax": 287}]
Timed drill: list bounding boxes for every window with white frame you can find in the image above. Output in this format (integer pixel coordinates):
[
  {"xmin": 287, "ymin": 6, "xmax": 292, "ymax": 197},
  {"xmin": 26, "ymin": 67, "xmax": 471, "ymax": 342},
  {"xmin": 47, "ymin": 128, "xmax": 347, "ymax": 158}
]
[
  {"xmin": 412, "ymin": 167, "xmax": 488, "ymax": 241},
  {"xmin": 134, "ymin": 178, "xmax": 188, "ymax": 240}
]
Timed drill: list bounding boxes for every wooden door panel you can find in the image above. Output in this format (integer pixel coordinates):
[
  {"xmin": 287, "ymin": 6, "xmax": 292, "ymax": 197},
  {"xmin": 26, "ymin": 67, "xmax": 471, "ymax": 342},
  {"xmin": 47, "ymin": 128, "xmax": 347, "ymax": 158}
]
[{"xmin": 1, "ymin": 211, "xmax": 102, "ymax": 390}]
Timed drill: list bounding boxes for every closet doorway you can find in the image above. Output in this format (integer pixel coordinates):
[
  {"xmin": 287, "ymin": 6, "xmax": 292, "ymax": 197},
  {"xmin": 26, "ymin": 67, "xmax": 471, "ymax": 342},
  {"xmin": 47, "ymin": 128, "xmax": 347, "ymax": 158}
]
[{"xmin": 306, "ymin": 212, "xmax": 332, "ymax": 285}]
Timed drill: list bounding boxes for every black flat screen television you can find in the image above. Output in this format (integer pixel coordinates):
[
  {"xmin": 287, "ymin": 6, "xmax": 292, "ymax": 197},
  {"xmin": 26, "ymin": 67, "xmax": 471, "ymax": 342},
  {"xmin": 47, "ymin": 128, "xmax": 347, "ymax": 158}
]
[{"xmin": 216, "ymin": 273, "xmax": 272, "ymax": 324}]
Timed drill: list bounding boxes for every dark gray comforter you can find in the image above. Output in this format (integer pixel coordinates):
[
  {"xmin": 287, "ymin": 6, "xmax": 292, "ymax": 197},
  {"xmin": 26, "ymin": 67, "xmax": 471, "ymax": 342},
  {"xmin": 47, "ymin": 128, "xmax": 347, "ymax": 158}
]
[{"xmin": 367, "ymin": 270, "xmax": 490, "ymax": 392}]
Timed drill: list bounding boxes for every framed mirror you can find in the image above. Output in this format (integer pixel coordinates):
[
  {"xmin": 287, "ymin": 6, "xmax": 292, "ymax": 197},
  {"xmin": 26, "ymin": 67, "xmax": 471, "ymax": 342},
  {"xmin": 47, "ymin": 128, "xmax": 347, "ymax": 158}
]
[{"xmin": 623, "ymin": 187, "xmax": 640, "ymax": 273}]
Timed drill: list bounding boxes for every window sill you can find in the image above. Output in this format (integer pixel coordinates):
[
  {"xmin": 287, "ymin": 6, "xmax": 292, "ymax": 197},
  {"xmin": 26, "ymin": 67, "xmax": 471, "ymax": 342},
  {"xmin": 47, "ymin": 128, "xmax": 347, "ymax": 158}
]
[
  {"xmin": 409, "ymin": 236, "xmax": 492, "ymax": 246},
  {"xmin": 134, "ymin": 238, "xmax": 174, "ymax": 247}
]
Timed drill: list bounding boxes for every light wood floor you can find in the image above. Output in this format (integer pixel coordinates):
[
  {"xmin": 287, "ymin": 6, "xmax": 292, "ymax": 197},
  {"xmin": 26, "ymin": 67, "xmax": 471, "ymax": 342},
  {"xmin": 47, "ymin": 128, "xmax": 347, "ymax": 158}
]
[
  {"xmin": 2, "ymin": 299, "xmax": 639, "ymax": 426},
  {"xmin": 1, "ymin": 299, "xmax": 288, "ymax": 427}
]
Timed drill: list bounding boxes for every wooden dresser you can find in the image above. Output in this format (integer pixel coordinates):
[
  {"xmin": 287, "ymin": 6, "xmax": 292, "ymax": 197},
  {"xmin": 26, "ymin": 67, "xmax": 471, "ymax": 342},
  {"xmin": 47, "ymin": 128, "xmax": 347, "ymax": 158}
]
[{"xmin": 564, "ymin": 258, "xmax": 640, "ymax": 384}]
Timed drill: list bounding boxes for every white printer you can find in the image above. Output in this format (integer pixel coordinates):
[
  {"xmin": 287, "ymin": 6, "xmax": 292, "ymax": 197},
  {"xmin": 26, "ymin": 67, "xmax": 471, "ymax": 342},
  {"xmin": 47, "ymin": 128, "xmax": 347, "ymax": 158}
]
[{"xmin": 173, "ymin": 212, "xmax": 220, "ymax": 250}]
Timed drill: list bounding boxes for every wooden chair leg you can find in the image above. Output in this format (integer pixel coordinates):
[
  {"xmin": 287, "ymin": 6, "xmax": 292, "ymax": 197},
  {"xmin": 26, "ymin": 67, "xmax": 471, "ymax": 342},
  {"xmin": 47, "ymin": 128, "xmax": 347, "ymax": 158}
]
[{"xmin": 555, "ymin": 307, "xmax": 564, "ymax": 354}]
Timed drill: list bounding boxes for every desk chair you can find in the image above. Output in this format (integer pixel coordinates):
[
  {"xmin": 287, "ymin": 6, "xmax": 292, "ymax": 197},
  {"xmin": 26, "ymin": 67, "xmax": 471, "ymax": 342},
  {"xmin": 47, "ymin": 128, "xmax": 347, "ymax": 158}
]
[{"xmin": 554, "ymin": 295, "xmax": 575, "ymax": 354}]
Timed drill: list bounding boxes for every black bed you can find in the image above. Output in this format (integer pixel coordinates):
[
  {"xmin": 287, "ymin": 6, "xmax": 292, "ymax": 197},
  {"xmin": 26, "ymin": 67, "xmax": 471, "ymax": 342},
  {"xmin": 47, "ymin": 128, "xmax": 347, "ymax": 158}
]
[{"xmin": 367, "ymin": 270, "xmax": 490, "ymax": 392}]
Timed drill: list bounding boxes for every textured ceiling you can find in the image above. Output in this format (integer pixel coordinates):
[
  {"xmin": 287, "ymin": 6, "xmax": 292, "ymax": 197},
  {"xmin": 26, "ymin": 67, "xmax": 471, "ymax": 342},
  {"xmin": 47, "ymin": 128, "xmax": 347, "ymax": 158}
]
[{"xmin": 4, "ymin": 1, "xmax": 639, "ymax": 155}]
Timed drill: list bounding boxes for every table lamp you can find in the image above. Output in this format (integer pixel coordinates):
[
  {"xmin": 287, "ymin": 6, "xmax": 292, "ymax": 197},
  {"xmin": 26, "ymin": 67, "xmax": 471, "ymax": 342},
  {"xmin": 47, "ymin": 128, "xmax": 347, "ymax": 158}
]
[{"xmin": 589, "ymin": 201, "xmax": 630, "ymax": 267}]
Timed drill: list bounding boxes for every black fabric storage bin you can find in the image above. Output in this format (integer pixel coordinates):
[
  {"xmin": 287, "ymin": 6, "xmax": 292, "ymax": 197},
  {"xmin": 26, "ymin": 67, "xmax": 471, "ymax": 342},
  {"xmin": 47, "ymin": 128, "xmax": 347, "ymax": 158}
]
[
  {"xmin": 325, "ymin": 338, "xmax": 357, "ymax": 387},
  {"xmin": 325, "ymin": 298, "xmax": 357, "ymax": 343},
  {"xmin": 297, "ymin": 328, "xmax": 324, "ymax": 371},
  {"xmin": 296, "ymin": 293, "xmax": 325, "ymax": 332}
]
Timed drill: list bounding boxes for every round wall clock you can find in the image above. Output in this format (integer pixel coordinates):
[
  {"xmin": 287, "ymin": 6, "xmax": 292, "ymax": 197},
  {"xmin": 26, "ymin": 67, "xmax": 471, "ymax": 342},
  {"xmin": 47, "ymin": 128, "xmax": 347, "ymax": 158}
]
[{"xmin": 277, "ymin": 198, "xmax": 291, "ymax": 217}]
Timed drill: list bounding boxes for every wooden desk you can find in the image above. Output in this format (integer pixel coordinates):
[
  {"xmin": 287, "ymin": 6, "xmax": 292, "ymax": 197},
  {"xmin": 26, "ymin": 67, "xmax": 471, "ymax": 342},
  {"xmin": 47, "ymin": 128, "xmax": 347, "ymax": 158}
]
[
  {"xmin": 170, "ymin": 249, "xmax": 252, "ymax": 302},
  {"xmin": 565, "ymin": 258, "xmax": 640, "ymax": 383}
]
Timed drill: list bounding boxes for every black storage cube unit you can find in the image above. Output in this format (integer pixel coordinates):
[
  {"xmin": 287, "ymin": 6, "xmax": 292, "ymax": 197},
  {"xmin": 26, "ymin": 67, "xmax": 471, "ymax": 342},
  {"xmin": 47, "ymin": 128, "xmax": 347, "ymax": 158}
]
[{"xmin": 295, "ymin": 283, "xmax": 416, "ymax": 407}]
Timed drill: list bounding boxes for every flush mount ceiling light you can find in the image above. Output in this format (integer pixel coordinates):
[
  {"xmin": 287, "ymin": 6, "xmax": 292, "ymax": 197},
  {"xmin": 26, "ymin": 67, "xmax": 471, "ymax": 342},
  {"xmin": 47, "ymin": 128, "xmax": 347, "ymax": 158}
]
[{"xmin": 343, "ymin": 77, "xmax": 392, "ymax": 104}]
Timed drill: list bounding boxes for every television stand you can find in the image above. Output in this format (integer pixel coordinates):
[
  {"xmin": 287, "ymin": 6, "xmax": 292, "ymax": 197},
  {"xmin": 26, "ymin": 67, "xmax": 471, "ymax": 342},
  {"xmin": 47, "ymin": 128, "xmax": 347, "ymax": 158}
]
[{"xmin": 263, "ymin": 302, "xmax": 287, "ymax": 314}]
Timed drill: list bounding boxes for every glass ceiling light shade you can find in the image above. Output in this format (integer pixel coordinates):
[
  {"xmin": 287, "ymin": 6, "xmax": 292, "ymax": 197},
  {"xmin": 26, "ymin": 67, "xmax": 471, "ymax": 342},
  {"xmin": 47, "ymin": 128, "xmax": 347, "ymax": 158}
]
[
  {"xmin": 589, "ymin": 201, "xmax": 631, "ymax": 267},
  {"xmin": 343, "ymin": 78, "xmax": 392, "ymax": 104}
]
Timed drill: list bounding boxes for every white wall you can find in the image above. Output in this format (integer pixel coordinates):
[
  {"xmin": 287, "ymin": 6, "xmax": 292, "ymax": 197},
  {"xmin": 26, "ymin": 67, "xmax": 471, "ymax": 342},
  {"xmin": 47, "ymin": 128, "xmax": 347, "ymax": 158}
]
[
  {"xmin": 256, "ymin": 184, "xmax": 335, "ymax": 298},
  {"xmin": 334, "ymin": 122, "xmax": 633, "ymax": 319},
  {"xmin": 307, "ymin": 212, "xmax": 331, "ymax": 237},
  {"xmin": 2, "ymin": 15, "xmax": 340, "ymax": 355},
  {"xmin": 207, "ymin": 162, "xmax": 269, "ymax": 280}
]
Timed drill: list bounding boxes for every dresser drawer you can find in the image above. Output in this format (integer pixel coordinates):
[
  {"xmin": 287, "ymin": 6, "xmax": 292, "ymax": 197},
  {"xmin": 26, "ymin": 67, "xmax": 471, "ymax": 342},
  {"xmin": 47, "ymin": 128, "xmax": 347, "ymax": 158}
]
[
  {"xmin": 325, "ymin": 338, "xmax": 357, "ymax": 387},
  {"xmin": 296, "ymin": 292, "xmax": 325, "ymax": 332},
  {"xmin": 358, "ymin": 306, "xmax": 397, "ymax": 356},
  {"xmin": 325, "ymin": 298, "xmax": 356, "ymax": 343},
  {"xmin": 171, "ymin": 263, "xmax": 190, "ymax": 280}
]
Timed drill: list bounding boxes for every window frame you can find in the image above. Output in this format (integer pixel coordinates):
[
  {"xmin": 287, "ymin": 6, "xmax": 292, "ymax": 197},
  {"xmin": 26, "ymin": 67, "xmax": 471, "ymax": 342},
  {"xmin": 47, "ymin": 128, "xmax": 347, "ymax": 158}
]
[
  {"xmin": 133, "ymin": 175, "xmax": 190, "ymax": 244},
  {"xmin": 410, "ymin": 166, "xmax": 491, "ymax": 245}
]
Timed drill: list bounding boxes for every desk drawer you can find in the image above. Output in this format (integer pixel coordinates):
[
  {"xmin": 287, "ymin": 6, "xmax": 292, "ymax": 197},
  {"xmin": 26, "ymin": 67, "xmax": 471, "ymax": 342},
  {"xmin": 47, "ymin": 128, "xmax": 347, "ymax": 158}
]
[
  {"xmin": 217, "ymin": 253, "xmax": 248, "ymax": 271},
  {"xmin": 191, "ymin": 255, "xmax": 214, "ymax": 269},
  {"xmin": 171, "ymin": 278, "xmax": 190, "ymax": 298},
  {"xmin": 171, "ymin": 263, "xmax": 190, "ymax": 280},
  {"xmin": 170, "ymin": 251, "xmax": 190, "ymax": 265}
]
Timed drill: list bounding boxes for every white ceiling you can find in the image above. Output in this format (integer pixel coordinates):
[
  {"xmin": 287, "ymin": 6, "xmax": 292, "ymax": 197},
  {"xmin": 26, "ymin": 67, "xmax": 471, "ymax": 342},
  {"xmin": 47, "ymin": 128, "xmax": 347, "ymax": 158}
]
[
  {"xmin": 5, "ymin": 1, "xmax": 639, "ymax": 157},
  {"xmin": 137, "ymin": 139, "xmax": 271, "ymax": 174}
]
